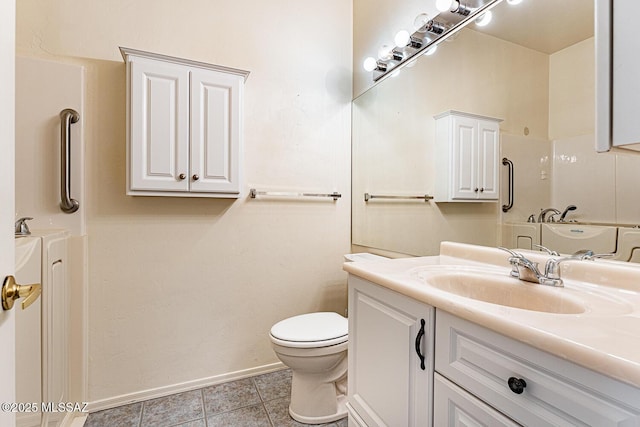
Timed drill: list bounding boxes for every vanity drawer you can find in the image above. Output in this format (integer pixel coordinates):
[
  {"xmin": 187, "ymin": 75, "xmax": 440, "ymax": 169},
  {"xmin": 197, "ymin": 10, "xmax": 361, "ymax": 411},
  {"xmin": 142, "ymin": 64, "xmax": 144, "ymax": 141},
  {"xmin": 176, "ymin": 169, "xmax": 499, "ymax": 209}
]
[
  {"xmin": 435, "ymin": 310, "xmax": 640, "ymax": 427},
  {"xmin": 434, "ymin": 373, "xmax": 520, "ymax": 427}
]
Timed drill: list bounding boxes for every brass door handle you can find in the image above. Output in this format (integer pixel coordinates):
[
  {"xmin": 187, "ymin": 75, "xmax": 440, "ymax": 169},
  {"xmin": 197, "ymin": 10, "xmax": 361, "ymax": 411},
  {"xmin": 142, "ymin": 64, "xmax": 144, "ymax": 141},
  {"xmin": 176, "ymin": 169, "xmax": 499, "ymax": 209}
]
[{"xmin": 2, "ymin": 275, "xmax": 41, "ymax": 310}]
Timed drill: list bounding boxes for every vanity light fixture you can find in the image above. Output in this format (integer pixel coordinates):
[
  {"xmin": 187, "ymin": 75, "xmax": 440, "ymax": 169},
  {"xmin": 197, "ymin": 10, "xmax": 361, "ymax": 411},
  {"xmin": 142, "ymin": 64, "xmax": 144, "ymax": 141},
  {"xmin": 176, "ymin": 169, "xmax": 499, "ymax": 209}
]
[
  {"xmin": 436, "ymin": 0, "xmax": 472, "ymax": 16},
  {"xmin": 364, "ymin": 0, "xmax": 504, "ymax": 82}
]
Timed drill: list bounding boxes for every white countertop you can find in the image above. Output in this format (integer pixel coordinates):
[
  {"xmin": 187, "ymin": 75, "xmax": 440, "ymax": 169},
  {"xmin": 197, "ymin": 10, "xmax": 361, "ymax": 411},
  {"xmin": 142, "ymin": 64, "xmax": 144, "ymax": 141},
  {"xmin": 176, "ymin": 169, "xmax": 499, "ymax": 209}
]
[{"xmin": 343, "ymin": 242, "xmax": 640, "ymax": 389}]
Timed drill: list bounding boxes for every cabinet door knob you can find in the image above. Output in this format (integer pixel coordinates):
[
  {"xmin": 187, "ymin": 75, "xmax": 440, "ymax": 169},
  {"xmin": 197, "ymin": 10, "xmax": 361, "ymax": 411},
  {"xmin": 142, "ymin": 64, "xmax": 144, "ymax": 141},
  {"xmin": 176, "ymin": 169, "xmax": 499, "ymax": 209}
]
[
  {"xmin": 474, "ymin": 188, "xmax": 479, "ymax": 192},
  {"xmin": 508, "ymin": 377, "xmax": 527, "ymax": 394},
  {"xmin": 192, "ymin": 174, "xmax": 200, "ymax": 181},
  {"xmin": 178, "ymin": 173, "xmax": 186, "ymax": 180},
  {"xmin": 480, "ymin": 187, "xmax": 484, "ymax": 192}
]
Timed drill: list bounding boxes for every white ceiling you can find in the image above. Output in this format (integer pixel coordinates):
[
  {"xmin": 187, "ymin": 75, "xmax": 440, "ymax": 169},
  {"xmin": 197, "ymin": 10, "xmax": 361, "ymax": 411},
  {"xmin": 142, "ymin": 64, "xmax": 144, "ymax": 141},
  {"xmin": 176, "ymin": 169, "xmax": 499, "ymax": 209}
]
[{"xmin": 475, "ymin": 0, "xmax": 594, "ymax": 54}]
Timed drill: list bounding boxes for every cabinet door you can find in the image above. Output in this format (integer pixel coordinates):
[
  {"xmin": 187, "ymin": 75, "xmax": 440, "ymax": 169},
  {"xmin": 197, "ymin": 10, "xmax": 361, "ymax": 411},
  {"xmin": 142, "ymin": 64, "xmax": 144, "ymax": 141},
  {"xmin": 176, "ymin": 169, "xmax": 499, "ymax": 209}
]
[
  {"xmin": 129, "ymin": 58, "xmax": 190, "ymax": 192},
  {"xmin": 348, "ymin": 276, "xmax": 434, "ymax": 427},
  {"xmin": 190, "ymin": 69, "xmax": 242, "ymax": 194},
  {"xmin": 450, "ymin": 115, "xmax": 478, "ymax": 200},
  {"xmin": 476, "ymin": 119, "xmax": 499, "ymax": 200}
]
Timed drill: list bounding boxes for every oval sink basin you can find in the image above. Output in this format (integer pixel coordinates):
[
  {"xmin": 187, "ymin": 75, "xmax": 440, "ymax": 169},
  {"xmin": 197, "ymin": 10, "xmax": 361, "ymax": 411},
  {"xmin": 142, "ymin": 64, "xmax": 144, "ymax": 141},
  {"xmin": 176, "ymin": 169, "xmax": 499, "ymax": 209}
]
[{"xmin": 415, "ymin": 269, "xmax": 585, "ymax": 314}]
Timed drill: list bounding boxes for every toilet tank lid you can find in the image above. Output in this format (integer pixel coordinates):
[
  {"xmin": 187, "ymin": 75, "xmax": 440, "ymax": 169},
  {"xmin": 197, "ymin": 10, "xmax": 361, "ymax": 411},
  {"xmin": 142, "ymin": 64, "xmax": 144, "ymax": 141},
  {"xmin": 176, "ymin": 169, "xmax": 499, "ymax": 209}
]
[{"xmin": 270, "ymin": 312, "xmax": 347, "ymax": 343}]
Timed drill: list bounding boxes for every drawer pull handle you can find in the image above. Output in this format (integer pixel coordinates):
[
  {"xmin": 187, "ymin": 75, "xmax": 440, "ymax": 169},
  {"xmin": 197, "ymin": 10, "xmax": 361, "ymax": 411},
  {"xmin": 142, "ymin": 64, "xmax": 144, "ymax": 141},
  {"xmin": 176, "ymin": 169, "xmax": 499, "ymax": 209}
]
[
  {"xmin": 508, "ymin": 377, "xmax": 527, "ymax": 394},
  {"xmin": 415, "ymin": 319, "xmax": 426, "ymax": 370}
]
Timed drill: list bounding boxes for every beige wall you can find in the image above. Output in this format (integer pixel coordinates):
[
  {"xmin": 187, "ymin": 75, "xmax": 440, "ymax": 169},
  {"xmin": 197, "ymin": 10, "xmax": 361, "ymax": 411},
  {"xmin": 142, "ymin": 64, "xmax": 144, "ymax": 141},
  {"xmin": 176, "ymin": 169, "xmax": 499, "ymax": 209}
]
[
  {"xmin": 549, "ymin": 38, "xmax": 595, "ymax": 140},
  {"xmin": 17, "ymin": 0, "xmax": 352, "ymax": 404}
]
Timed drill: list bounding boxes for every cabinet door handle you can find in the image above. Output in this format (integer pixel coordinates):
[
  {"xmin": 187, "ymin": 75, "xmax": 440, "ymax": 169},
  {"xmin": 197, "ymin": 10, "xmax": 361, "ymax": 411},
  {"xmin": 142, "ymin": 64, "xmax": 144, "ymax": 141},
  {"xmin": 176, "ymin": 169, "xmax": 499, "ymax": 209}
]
[
  {"xmin": 474, "ymin": 188, "xmax": 479, "ymax": 192},
  {"xmin": 414, "ymin": 318, "xmax": 426, "ymax": 370},
  {"xmin": 508, "ymin": 377, "xmax": 527, "ymax": 394},
  {"xmin": 192, "ymin": 174, "xmax": 200, "ymax": 181},
  {"xmin": 178, "ymin": 173, "xmax": 186, "ymax": 180},
  {"xmin": 480, "ymin": 187, "xmax": 484, "ymax": 192}
]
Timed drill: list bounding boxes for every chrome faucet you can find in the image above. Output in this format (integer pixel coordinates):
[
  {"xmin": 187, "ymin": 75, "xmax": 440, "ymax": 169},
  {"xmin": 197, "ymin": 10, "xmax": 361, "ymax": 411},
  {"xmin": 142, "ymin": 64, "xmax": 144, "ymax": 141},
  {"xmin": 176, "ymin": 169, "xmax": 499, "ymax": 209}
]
[
  {"xmin": 499, "ymin": 247, "xmax": 543, "ymax": 283},
  {"xmin": 14, "ymin": 217, "xmax": 33, "ymax": 237},
  {"xmin": 500, "ymin": 247, "xmax": 613, "ymax": 288},
  {"xmin": 537, "ymin": 208, "xmax": 561, "ymax": 223},
  {"xmin": 558, "ymin": 205, "xmax": 577, "ymax": 222}
]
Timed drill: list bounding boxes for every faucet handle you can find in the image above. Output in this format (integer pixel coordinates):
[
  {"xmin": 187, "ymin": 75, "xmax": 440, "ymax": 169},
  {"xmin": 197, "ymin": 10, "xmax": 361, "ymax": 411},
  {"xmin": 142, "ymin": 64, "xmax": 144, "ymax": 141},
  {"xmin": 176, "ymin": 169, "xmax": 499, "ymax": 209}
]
[
  {"xmin": 14, "ymin": 217, "xmax": 33, "ymax": 236},
  {"xmin": 584, "ymin": 252, "xmax": 615, "ymax": 261},
  {"xmin": 534, "ymin": 244, "xmax": 559, "ymax": 256},
  {"xmin": 498, "ymin": 247, "xmax": 522, "ymax": 258}
]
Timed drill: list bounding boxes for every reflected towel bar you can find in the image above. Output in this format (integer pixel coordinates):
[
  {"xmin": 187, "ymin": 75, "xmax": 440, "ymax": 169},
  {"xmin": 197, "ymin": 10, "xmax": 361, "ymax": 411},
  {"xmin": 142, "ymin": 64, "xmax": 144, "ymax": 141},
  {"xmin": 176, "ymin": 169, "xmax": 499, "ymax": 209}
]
[
  {"xmin": 502, "ymin": 157, "xmax": 514, "ymax": 213},
  {"xmin": 364, "ymin": 193, "xmax": 434, "ymax": 202},
  {"xmin": 249, "ymin": 188, "xmax": 341, "ymax": 201},
  {"xmin": 59, "ymin": 108, "xmax": 80, "ymax": 213}
]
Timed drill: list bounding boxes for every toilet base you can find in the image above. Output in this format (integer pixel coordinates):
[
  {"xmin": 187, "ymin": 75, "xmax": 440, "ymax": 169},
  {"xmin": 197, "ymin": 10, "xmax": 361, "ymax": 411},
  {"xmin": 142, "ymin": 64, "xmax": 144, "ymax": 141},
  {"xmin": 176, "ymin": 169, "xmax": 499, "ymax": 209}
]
[{"xmin": 289, "ymin": 394, "xmax": 348, "ymax": 424}]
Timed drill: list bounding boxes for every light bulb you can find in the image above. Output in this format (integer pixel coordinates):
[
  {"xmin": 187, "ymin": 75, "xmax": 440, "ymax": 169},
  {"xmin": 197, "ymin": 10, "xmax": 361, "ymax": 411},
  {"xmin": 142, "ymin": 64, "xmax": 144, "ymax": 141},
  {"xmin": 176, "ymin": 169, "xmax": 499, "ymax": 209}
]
[
  {"xmin": 424, "ymin": 45, "xmax": 438, "ymax": 56},
  {"xmin": 475, "ymin": 11, "xmax": 493, "ymax": 27},
  {"xmin": 378, "ymin": 44, "xmax": 393, "ymax": 61},
  {"xmin": 394, "ymin": 30, "xmax": 411, "ymax": 47},
  {"xmin": 435, "ymin": 0, "xmax": 458, "ymax": 12},
  {"xmin": 507, "ymin": 0, "xmax": 523, "ymax": 4},
  {"xmin": 363, "ymin": 57, "xmax": 378, "ymax": 72},
  {"xmin": 413, "ymin": 13, "xmax": 430, "ymax": 32}
]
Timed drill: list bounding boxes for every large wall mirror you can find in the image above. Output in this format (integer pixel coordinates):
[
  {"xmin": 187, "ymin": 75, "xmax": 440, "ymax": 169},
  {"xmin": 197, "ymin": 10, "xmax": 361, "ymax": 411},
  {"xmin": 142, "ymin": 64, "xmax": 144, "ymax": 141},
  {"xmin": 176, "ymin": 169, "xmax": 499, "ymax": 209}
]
[{"xmin": 352, "ymin": 0, "xmax": 640, "ymax": 257}]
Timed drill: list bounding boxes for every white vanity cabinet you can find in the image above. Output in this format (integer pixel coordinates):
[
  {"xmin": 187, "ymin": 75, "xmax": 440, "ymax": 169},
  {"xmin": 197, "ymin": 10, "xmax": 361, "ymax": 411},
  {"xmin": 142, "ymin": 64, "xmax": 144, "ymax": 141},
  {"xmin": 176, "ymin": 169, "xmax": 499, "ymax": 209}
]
[
  {"xmin": 121, "ymin": 47, "xmax": 249, "ymax": 197},
  {"xmin": 347, "ymin": 275, "xmax": 435, "ymax": 427},
  {"xmin": 435, "ymin": 310, "xmax": 640, "ymax": 426},
  {"xmin": 434, "ymin": 111, "xmax": 501, "ymax": 202}
]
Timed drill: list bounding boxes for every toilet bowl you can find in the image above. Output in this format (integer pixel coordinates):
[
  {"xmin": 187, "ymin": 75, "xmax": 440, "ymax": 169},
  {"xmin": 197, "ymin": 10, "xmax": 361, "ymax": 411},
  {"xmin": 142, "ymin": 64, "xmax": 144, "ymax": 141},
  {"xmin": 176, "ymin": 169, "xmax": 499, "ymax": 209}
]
[{"xmin": 270, "ymin": 312, "xmax": 348, "ymax": 424}]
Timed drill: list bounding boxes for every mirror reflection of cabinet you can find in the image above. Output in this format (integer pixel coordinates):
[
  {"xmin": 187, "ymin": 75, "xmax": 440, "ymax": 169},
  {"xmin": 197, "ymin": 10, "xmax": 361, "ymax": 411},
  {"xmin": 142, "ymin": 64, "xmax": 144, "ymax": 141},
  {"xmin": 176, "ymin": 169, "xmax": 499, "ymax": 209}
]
[
  {"xmin": 434, "ymin": 111, "xmax": 501, "ymax": 202},
  {"xmin": 596, "ymin": 0, "xmax": 640, "ymax": 152}
]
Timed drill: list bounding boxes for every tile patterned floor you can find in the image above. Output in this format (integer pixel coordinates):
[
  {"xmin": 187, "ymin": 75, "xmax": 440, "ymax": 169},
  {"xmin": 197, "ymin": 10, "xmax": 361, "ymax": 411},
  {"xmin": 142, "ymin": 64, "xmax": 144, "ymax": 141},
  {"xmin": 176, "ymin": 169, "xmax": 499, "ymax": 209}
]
[{"xmin": 85, "ymin": 369, "xmax": 348, "ymax": 427}]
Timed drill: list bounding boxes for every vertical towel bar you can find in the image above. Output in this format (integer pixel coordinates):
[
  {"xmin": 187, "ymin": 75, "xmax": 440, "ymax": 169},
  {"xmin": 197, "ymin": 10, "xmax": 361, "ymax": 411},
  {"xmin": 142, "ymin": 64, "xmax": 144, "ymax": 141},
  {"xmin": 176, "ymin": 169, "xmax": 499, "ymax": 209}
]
[
  {"xmin": 502, "ymin": 157, "xmax": 514, "ymax": 213},
  {"xmin": 59, "ymin": 109, "xmax": 80, "ymax": 213}
]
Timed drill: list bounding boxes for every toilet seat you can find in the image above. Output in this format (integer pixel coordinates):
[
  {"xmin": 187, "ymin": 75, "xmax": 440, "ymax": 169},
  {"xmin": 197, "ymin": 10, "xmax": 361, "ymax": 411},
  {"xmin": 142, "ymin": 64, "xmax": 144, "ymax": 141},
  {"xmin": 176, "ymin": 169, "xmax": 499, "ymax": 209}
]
[{"xmin": 270, "ymin": 312, "xmax": 348, "ymax": 348}]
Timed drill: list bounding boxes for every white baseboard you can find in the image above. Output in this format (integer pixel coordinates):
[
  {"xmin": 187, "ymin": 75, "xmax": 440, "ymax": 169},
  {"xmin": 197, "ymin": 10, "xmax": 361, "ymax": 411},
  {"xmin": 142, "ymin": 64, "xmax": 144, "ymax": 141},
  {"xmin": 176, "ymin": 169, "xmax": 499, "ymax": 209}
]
[{"xmin": 86, "ymin": 362, "xmax": 286, "ymax": 414}]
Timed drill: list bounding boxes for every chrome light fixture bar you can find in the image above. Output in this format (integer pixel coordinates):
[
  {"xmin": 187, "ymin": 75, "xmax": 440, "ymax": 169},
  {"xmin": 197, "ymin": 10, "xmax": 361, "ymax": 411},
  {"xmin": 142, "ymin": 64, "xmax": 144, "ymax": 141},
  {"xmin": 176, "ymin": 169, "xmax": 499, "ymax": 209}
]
[{"xmin": 368, "ymin": 0, "xmax": 504, "ymax": 83}]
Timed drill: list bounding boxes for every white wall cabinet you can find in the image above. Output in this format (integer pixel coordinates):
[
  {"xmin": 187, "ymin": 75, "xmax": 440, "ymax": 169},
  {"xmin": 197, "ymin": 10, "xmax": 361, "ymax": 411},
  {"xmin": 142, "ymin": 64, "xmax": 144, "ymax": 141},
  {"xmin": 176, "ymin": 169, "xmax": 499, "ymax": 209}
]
[
  {"xmin": 434, "ymin": 111, "xmax": 501, "ymax": 202},
  {"xmin": 347, "ymin": 275, "xmax": 435, "ymax": 427},
  {"xmin": 435, "ymin": 310, "xmax": 640, "ymax": 426},
  {"xmin": 596, "ymin": 0, "xmax": 640, "ymax": 152},
  {"xmin": 121, "ymin": 47, "xmax": 249, "ymax": 197}
]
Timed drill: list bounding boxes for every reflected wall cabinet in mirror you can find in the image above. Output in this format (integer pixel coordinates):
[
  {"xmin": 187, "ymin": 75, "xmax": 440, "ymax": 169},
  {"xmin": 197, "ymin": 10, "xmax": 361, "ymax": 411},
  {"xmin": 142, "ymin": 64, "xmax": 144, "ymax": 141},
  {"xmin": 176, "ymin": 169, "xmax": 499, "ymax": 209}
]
[
  {"xmin": 596, "ymin": 0, "xmax": 640, "ymax": 152},
  {"xmin": 434, "ymin": 111, "xmax": 501, "ymax": 202}
]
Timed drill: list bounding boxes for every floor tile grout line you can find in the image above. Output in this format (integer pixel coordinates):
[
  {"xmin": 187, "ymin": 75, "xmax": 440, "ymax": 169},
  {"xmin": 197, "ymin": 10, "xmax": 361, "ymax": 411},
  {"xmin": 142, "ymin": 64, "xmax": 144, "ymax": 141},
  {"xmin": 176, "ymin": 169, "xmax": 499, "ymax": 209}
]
[{"xmin": 138, "ymin": 399, "xmax": 145, "ymax": 427}]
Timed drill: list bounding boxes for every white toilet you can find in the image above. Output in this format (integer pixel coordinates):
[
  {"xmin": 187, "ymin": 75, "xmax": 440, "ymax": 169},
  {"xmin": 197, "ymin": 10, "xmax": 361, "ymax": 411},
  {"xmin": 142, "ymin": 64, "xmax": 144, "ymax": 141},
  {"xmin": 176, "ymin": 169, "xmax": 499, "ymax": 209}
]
[{"xmin": 269, "ymin": 312, "xmax": 348, "ymax": 424}]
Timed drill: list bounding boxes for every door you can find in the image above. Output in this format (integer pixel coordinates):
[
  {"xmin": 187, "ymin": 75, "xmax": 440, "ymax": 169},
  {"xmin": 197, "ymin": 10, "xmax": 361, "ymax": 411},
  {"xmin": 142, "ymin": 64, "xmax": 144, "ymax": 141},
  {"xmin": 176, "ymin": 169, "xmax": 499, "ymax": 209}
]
[
  {"xmin": 348, "ymin": 276, "xmax": 434, "ymax": 427},
  {"xmin": 477, "ymin": 119, "xmax": 499, "ymax": 200},
  {"xmin": 129, "ymin": 57, "xmax": 190, "ymax": 192},
  {"xmin": 451, "ymin": 115, "xmax": 478, "ymax": 200},
  {"xmin": 190, "ymin": 69, "xmax": 242, "ymax": 195},
  {"xmin": 0, "ymin": 1, "xmax": 17, "ymax": 426}
]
